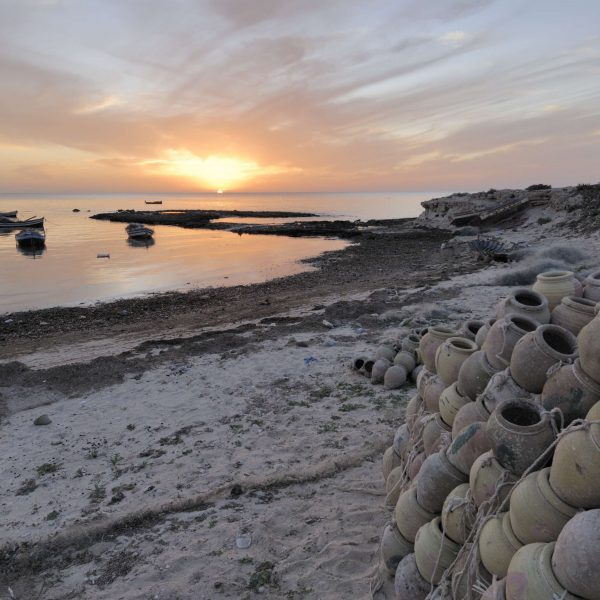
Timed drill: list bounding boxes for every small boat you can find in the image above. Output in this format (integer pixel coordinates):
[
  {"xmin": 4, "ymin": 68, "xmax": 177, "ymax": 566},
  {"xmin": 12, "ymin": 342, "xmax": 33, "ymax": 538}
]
[
  {"xmin": 0, "ymin": 210, "xmax": 17, "ymax": 218},
  {"xmin": 0, "ymin": 216, "xmax": 44, "ymax": 229},
  {"xmin": 15, "ymin": 229, "xmax": 45, "ymax": 249},
  {"xmin": 126, "ymin": 223, "xmax": 154, "ymax": 240},
  {"xmin": 145, "ymin": 200, "xmax": 163, "ymax": 205}
]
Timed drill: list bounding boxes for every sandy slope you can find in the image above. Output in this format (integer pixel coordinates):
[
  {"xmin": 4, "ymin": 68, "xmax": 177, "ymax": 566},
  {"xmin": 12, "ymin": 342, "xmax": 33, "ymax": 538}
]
[{"xmin": 1, "ymin": 225, "xmax": 597, "ymax": 599}]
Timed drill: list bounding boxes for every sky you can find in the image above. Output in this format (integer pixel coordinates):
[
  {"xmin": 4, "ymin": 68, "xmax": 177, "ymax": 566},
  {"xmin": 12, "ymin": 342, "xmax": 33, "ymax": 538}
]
[{"xmin": 0, "ymin": 0, "xmax": 599, "ymax": 193}]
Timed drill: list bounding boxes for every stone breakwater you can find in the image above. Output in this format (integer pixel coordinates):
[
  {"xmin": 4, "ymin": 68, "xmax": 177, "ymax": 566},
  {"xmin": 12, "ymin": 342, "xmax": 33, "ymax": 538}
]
[{"xmin": 358, "ymin": 268, "xmax": 600, "ymax": 599}]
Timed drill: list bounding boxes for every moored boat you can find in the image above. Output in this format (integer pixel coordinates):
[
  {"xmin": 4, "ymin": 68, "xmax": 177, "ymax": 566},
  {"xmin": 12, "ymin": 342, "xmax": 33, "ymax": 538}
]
[
  {"xmin": 0, "ymin": 216, "xmax": 44, "ymax": 229},
  {"xmin": 126, "ymin": 223, "xmax": 154, "ymax": 240},
  {"xmin": 0, "ymin": 210, "xmax": 17, "ymax": 218},
  {"xmin": 15, "ymin": 229, "xmax": 45, "ymax": 248}
]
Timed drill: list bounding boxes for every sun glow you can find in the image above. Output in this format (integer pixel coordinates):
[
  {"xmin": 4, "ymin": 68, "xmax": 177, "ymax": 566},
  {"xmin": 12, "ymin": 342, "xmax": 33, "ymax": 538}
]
[{"xmin": 148, "ymin": 149, "xmax": 268, "ymax": 189}]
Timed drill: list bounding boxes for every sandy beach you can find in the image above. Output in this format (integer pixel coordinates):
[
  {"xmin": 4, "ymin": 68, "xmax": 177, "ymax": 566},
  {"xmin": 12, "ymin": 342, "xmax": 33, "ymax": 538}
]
[{"xmin": 2, "ymin": 198, "xmax": 599, "ymax": 599}]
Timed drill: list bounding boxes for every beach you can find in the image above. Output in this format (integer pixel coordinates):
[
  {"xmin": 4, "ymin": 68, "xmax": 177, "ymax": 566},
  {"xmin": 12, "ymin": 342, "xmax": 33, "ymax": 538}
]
[{"xmin": 1, "ymin": 193, "xmax": 599, "ymax": 599}]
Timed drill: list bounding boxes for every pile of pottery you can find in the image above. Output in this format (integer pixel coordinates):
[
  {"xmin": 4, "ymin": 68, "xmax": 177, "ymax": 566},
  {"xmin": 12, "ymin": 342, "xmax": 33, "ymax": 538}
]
[
  {"xmin": 374, "ymin": 269, "xmax": 600, "ymax": 600},
  {"xmin": 351, "ymin": 331, "xmax": 425, "ymax": 389}
]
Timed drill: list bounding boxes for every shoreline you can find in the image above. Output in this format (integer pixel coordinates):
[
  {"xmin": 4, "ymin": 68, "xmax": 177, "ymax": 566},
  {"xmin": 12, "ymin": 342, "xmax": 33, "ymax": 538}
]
[{"xmin": 0, "ymin": 222, "xmax": 457, "ymax": 359}]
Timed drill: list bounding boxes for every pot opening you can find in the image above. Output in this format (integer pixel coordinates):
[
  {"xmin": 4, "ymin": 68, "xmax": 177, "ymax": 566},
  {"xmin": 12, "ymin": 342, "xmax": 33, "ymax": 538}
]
[
  {"xmin": 432, "ymin": 326, "xmax": 456, "ymax": 335},
  {"xmin": 542, "ymin": 328, "xmax": 576, "ymax": 354},
  {"xmin": 570, "ymin": 296, "xmax": 595, "ymax": 307},
  {"xmin": 354, "ymin": 358, "xmax": 365, "ymax": 369},
  {"xmin": 408, "ymin": 334, "xmax": 420, "ymax": 343},
  {"xmin": 502, "ymin": 403, "xmax": 541, "ymax": 426},
  {"xmin": 467, "ymin": 321, "xmax": 484, "ymax": 335},
  {"xmin": 514, "ymin": 291, "xmax": 542, "ymax": 307},
  {"xmin": 451, "ymin": 338, "xmax": 475, "ymax": 350},
  {"xmin": 590, "ymin": 270, "xmax": 600, "ymax": 282},
  {"xmin": 540, "ymin": 270, "xmax": 570, "ymax": 279},
  {"xmin": 364, "ymin": 360, "xmax": 374, "ymax": 374},
  {"xmin": 511, "ymin": 316, "xmax": 537, "ymax": 332}
]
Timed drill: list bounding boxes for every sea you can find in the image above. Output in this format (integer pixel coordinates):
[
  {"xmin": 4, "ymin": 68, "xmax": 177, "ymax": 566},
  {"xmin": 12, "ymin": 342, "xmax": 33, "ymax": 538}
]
[{"xmin": 0, "ymin": 191, "xmax": 442, "ymax": 313}]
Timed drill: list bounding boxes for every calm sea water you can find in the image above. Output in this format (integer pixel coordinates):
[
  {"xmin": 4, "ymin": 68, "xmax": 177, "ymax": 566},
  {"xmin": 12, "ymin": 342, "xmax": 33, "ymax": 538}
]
[{"xmin": 0, "ymin": 192, "xmax": 438, "ymax": 313}]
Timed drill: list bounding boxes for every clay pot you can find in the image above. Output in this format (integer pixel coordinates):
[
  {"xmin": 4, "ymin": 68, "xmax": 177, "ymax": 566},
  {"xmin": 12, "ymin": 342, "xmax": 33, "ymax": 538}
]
[
  {"xmin": 393, "ymin": 423, "xmax": 411, "ymax": 459},
  {"xmin": 439, "ymin": 382, "xmax": 470, "ymax": 427},
  {"xmin": 577, "ymin": 316, "xmax": 600, "ymax": 383},
  {"xmin": 541, "ymin": 358, "xmax": 600, "ymax": 424},
  {"xmin": 380, "ymin": 521, "xmax": 414, "ymax": 576},
  {"xmin": 476, "ymin": 317, "xmax": 497, "ymax": 347},
  {"xmin": 483, "ymin": 315, "xmax": 538, "ymax": 370},
  {"xmin": 394, "ymin": 553, "xmax": 430, "ymax": 600},
  {"xmin": 405, "ymin": 394, "xmax": 423, "ymax": 432},
  {"xmin": 480, "ymin": 368, "xmax": 532, "ymax": 414},
  {"xmin": 401, "ymin": 334, "xmax": 421, "ymax": 355},
  {"xmin": 375, "ymin": 345, "xmax": 396, "ymax": 362},
  {"xmin": 385, "ymin": 465, "xmax": 406, "ymax": 506},
  {"xmin": 486, "ymin": 399, "xmax": 556, "ymax": 476},
  {"xmin": 422, "ymin": 413, "xmax": 452, "ymax": 456},
  {"xmin": 394, "ymin": 486, "xmax": 437, "ymax": 543},
  {"xmin": 415, "ymin": 450, "xmax": 468, "ymax": 513},
  {"xmin": 435, "ymin": 336, "xmax": 479, "ymax": 386},
  {"xmin": 550, "ymin": 422, "xmax": 600, "ymax": 508},
  {"xmin": 533, "ymin": 270, "xmax": 583, "ymax": 311},
  {"xmin": 410, "ymin": 364, "xmax": 423, "ymax": 383},
  {"xmin": 452, "ymin": 546, "xmax": 492, "ymax": 600},
  {"xmin": 383, "ymin": 446, "xmax": 402, "ymax": 481},
  {"xmin": 583, "ymin": 269, "xmax": 600, "ymax": 301},
  {"xmin": 419, "ymin": 371, "xmax": 446, "ymax": 413},
  {"xmin": 457, "ymin": 350, "xmax": 500, "ymax": 401},
  {"xmin": 409, "ymin": 452, "xmax": 426, "ymax": 481},
  {"xmin": 552, "ymin": 509, "xmax": 600, "ymax": 599},
  {"xmin": 394, "ymin": 350, "xmax": 416, "ymax": 373},
  {"xmin": 371, "ymin": 358, "xmax": 392, "ymax": 384},
  {"xmin": 441, "ymin": 483, "xmax": 476, "ymax": 544},
  {"xmin": 552, "ymin": 295, "xmax": 596, "ymax": 335},
  {"xmin": 587, "ymin": 400, "xmax": 600, "ymax": 421},
  {"xmin": 363, "ymin": 359, "xmax": 375, "ymax": 377},
  {"xmin": 479, "ymin": 512, "xmax": 523, "ymax": 579},
  {"xmin": 506, "ymin": 542, "xmax": 579, "ymax": 600},
  {"xmin": 384, "ymin": 365, "xmax": 408, "ymax": 389},
  {"xmin": 446, "ymin": 421, "xmax": 492, "ymax": 475},
  {"xmin": 451, "ymin": 397, "xmax": 490, "ymax": 438},
  {"xmin": 419, "ymin": 326, "xmax": 457, "ymax": 372},
  {"xmin": 510, "ymin": 324, "xmax": 578, "ymax": 393},
  {"xmin": 351, "ymin": 356, "xmax": 368, "ymax": 371},
  {"xmin": 469, "ymin": 450, "xmax": 518, "ymax": 507},
  {"xmin": 461, "ymin": 319, "xmax": 485, "ymax": 342},
  {"xmin": 414, "ymin": 517, "xmax": 461, "ymax": 585},
  {"xmin": 496, "ymin": 288, "xmax": 551, "ymax": 324},
  {"xmin": 509, "ymin": 467, "xmax": 577, "ymax": 545}
]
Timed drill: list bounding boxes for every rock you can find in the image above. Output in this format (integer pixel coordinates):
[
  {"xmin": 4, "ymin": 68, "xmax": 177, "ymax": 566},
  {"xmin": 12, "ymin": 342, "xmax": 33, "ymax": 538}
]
[{"xmin": 34, "ymin": 415, "xmax": 51, "ymax": 426}]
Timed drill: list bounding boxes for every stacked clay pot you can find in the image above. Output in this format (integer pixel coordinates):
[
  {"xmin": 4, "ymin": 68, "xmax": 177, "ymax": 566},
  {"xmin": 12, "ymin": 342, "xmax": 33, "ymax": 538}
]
[
  {"xmin": 532, "ymin": 270, "xmax": 583, "ymax": 311},
  {"xmin": 583, "ymin": 269, "xmax": 600, "ymax": 301},
  {"xmin": 435, "ymin": 336, "xmax": 479, "ymax": 386},
  {"xmin": 371, "ymin": 285, "xmax": 600, "ymax": 598},
  {"xmin": 509, "ymin": 324, "xmax": 578, "ymax": 393},
  {"xmin": 551, "ymin": 295, "xmax": 596, "ymax": 334},
  {"xmin": 419, "ymin": 326, "xmax": 457, "ymax": 372},
  {"xmin": 495, "ymin": 288, "xmax": 550, "ymax": 324}
]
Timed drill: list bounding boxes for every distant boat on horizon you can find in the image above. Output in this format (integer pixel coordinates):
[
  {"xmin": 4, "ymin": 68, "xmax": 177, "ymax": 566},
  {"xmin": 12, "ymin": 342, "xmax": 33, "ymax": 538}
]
[{"xmin": 145, "ymin": 200, "xmax": 163, "ymax": 205}]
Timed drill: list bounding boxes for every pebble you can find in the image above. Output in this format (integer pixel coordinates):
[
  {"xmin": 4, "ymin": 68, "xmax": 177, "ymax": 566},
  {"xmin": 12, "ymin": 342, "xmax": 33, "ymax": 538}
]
[{"xmin": 34, "ymin": 415, "xmax": 51, "ymax": 426}]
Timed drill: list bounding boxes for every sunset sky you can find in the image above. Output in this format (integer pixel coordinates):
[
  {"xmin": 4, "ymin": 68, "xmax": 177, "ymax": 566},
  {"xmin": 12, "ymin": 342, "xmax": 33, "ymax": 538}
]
[{"xmin": 1, "ymin": 0, "xmax": 599, "ymax": 193}]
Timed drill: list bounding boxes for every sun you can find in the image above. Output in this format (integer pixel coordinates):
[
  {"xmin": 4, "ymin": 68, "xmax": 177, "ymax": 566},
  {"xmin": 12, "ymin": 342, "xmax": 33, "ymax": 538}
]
[{"xmin": 150, "ymin": 149, "xmax": 264, "ymax": 190}]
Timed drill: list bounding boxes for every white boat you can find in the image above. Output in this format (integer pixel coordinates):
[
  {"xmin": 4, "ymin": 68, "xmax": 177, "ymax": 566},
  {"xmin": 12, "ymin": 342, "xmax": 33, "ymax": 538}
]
[
  {"xmin": 0, "ymin": 216, "xmax": 44, "ymax": 229},
  {"xmin": 15, "ymin": 229, "xmax": 45, "ymax": 249},
  {"xmin": 0, "ymin": 210, "xmax": 17, "ymax": 218},
  {"xmin": 126, "ymin": 223, "xmax": 154, "ymax": 240}
]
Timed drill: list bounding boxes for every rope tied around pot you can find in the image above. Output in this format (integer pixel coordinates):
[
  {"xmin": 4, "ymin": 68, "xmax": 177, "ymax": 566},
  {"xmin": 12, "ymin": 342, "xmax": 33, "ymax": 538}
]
[{"xmin": 425, "ymin": 415, "xmax": 600, "ymax": 599}]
